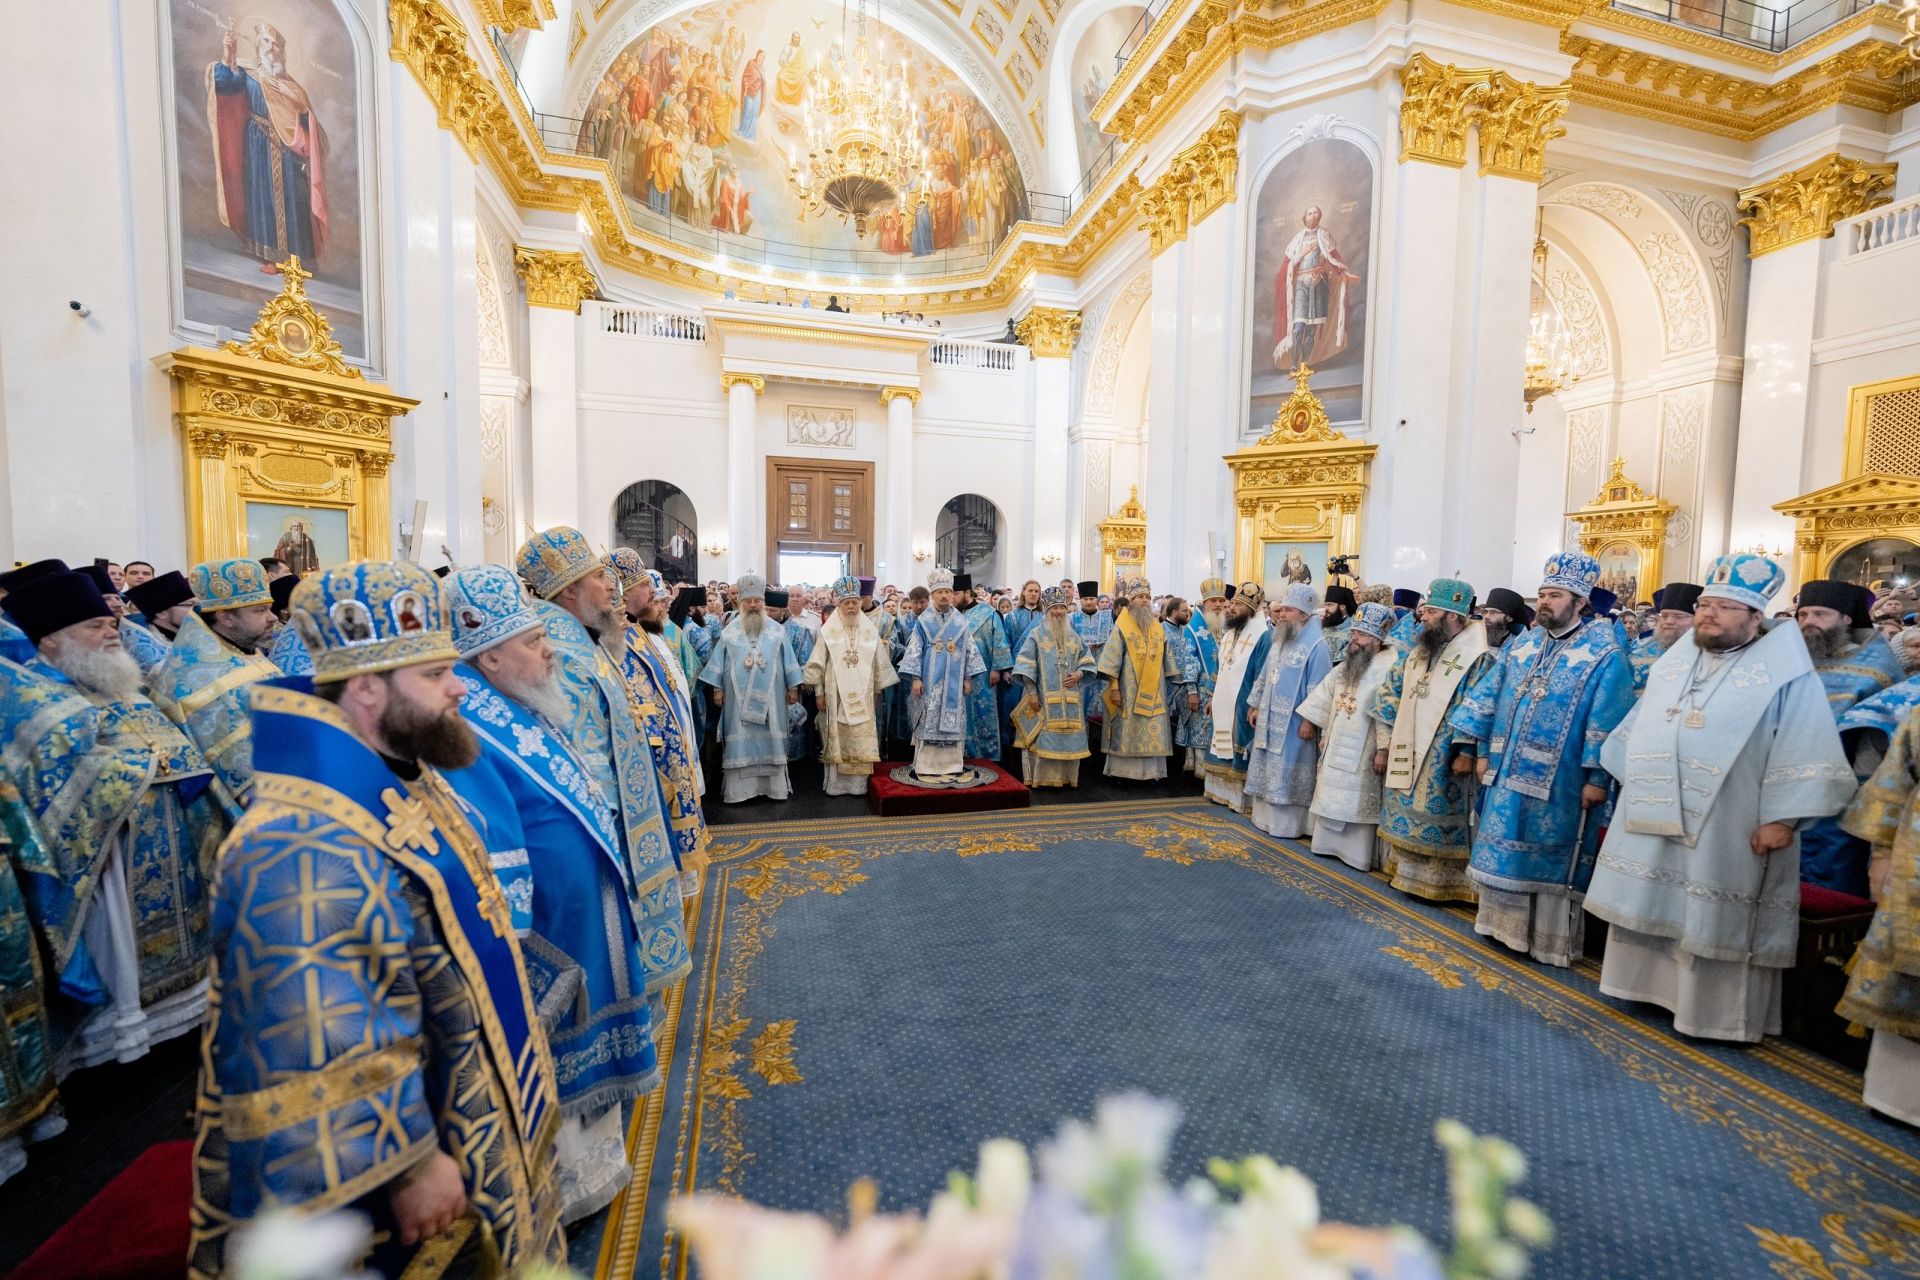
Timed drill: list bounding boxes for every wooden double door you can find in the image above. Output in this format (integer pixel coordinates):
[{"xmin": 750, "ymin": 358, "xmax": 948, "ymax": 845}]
[{"xmin": 766, "ymin": 457, "xmax": 873, "ymax": 577}]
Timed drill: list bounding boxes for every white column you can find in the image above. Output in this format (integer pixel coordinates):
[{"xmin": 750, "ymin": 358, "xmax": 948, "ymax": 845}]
[
  {"xmin": 881, "ymin": 386, "xmax": 916, "ymax": 589},
  {"xmin": 1144, "ymin": 243, "xmax": 1189, "ymax": 592},
  {"xmin": 525, "ymin": 302, "xmax": 581, "ymax": 531},
  {"xmin": 1018, "ymin": 310, "xmax": 1077, "ymax": 576},
  {"xmin": 725, "ymin": 373, "xmax": 763, "ymax": 578},
  {"xmin": 1729, "ymin": 238, "xmax": 1821, "ymax": 554}
]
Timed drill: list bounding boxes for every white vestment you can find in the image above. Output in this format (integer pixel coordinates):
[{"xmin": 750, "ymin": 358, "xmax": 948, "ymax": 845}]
[
  {"xmin": 1299, "ymin": 646, "xmax": 1394, "ymax": 869},
  {"xmin": 1204, "ymin": 614, "xmax": 1270, "ymax": 811}
]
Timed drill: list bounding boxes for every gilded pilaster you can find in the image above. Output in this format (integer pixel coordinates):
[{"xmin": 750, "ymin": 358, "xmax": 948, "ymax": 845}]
[
  {"xmin": 721, "ymin": 373, "xmax": 767, "ymax": 395},
  {"xmin": 513, "ymin": 247, "xmax": 598, "ymax": 311},
  {"xmin": 1476, "ymin": 73, "xmax": 1570, "ymax": 181},
  {"xmin": 1398, "ymin": 54, "xmax": 1492, "ymax": 167},
  {"xmin": 1136, "ymin": 110, "xmax": 1241, "ymax": 257},
  {"xmin": 1015, "ymin": 308, "xmax": 1084, "ymax": 358},
  {"xmin": 1737, "ymin": 154, "xmax": 1897, "ymax": 257}
]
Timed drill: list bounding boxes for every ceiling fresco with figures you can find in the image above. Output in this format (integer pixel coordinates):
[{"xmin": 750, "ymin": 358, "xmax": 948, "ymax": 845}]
[{"xmin": 573, "ymin": 0, "xmax": 1037, "ymax": 257}]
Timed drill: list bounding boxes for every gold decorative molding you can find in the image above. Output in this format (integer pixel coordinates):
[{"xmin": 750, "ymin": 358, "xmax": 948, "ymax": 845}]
[
  {"xmin": 221, "ymin": 255, "xmax": 361, "ymax": 380},
  {"xmin": 513, "ymin": 246, "xmax": 598, "ymax": 310},
  {"xmin": 1586, "ymin": 0, "xmax": 1897, "ymax": 72},
  {"xmin": 1097, "ymin": 0, "xmax": 1232, "ymax": 140},
  {"xmin": 472, "ymin": 0, "xmax": 555, "ymax": 32},
  {"xmin": 720, "ymin": 372, "xmax": 766, "ymax": 396},
  {"xmin": 1567, "ymin": 458, "xmax": 1674, "ymax": 599},
  {"xmin": 1774, "ymin": 473, "xmax": 1920, "ymax": 590},
  {"xmin": 1477, "ymin": 73, "xmax": 1570, "ymax": 181},
  {"xmin": 154, "ymin": 284, "xmax": 416, "ymax": 566},
  {"xmin": 1096, "ymin": 486, "xmax": 1148, "ymax": 590},
  {"xmin": 1016, "ymin": 307, "xmax": 1083, "ymax": 358},
  {"xmin": 1225, "ymin": 367, "xmax": 1375, "ymax": 583},
  {"xmin": 878, "ymin": 386, "xmax": 921, "ymax": 405},
  {"xmin": 1136, "ymin": 110, "xmax": 1241, "ymax": 257},
  {"xmin": 389, "ymin": 0, "xmax": 547, "ymax": 185},
  {"xmin": 1737, "ymin": 154, "xmax": 1897, "ymax": 257},
  {"xmin": 1399, "ymin": 54, "xmax": 1493, "ymax": 167},
  {"xmin": 1844, "ymin": 372, "xmax": 1920, "ymax": 479}
]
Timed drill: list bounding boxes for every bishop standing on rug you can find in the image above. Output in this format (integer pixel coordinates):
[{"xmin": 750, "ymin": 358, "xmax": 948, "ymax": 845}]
[
  {"xmin": 700, "ymin": 573, "xmax": 805, "ymax": 802},
  {"xmin": 1242, "ymin": 583, "xmax": 1333, "ymax": 838},
  {"xmin": 898, "ymin": 569, "xmax": 984, "ymax": 780},
  {"xmin": 1098, "ymin": 577, "xmax": 1181, "ymax": 779},
  {"xmin": 1298, "ymin": 602, "xmax": 1397, "ymax": 870},
  {"xmin": 802, "ymin": 575, "xmax": 900, "ymax": 795},
  {"xmin": 1010, "ymin": 586, "xmax": 1096, "ymax": 788}
]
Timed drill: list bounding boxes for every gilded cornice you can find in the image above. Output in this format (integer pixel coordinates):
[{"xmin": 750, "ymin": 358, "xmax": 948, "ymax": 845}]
[
  {"xmin": 513, "ymin": 246, "xmax": 598, "ymax": 310},
  {"xmin": 390, "ymin": 0, "xmax": 549, "ymax": 188},
  {"xmin": 471, "ymin": 0, "xmax": 555, "ymax": 33},
  {"xmin": 1399, "ymin": 54, "xmax": 1492, "ymax": 167},
  {"xmin": 1562, "ymin": 32, "xmax": 1919, "ymax": 142},
  {"xmin": 1737, "ymin": 153, "xmax": 1896, "ymax": 257},
  {"xmin": 1477, "ymin": 73, "xmax": 1570, "ymax": 181},
  {"xmin": 1137, "ymin": 110, "xmax": 1241, "ymax": 256},
  {"xmin": 1015, "ymin": 307, "xmax": 1084, "ymax": 358},
  {"xmin": 1102, "ymin": 0, "xmax": 1232, "ymax": 141},
  {"xmin": 1582, "ymin": 1, "xmax": 1897, "ymax": 71}
]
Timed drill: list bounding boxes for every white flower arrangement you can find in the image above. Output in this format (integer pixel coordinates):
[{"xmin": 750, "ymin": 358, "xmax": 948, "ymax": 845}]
[{"xmin": 671, "ymin": 1093, "xmax": 1553, "ymax": 1280}]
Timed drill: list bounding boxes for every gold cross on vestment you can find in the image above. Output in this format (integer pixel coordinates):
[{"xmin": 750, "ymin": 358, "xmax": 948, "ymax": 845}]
[
  {"xmin": 1334, "ymin": 691, "xmax": 1359, "ymax": 717},
  {"xmin": 1439, "ymin": 654, "xmax": 1466, "ymax": 677},
  {"xmin": 381, "ymin": 788, "xmax": 439, "ymax": 855},
  {"xmin": 1412, "ymin": 677, "xmax": 1431, "ymax": 698}
]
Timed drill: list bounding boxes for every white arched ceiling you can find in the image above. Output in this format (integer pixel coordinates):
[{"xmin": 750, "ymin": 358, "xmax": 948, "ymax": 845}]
[
  {"xmin": 1542, "ymin": 180, "xmax": 1720, "ymax": 358},
  {"xmin": 567, "ymin": 0, "xmax": 1041, "ymax": 190},
  {"xmin": 1084, "ymin": 267, "xmax": 1152, "ymax": 420},
  {"xmin": 1044, "ymin": 0, "xmax": 1144, "ymax": 193}
]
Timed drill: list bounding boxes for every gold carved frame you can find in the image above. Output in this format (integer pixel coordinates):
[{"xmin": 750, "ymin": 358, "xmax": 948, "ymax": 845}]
[
  {"xmin": 1096, "ymin": 486, "xmax": 1148, "ymax": 590},
  {"xmin": 1567, "ymin": 458, "xmax": 1673, "ymax": 602},
  {"xmin": 153, "ymin": 258, "xmax": 418, "ymax": 566},
  {"xmin": 1774, "ymin": 473, "xmax": 1920, "ymax": 587},
  {"xmin": 1223, "ymin": 368, "xmax": 1375, "ymax": 585}
]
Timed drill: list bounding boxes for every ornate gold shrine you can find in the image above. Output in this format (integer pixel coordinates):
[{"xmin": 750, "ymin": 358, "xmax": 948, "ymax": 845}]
[
  {"xmin": 1223, "ymin": 366, "xmax": 1375, "ymax": 585},
  {"xmin": 1566, "ymin": 459, "xmax": 1673, "ymax": 606},
  {"xmin": 1096, "ymin": 486, "xmax": 1148, "ymax": 590},
  {"xmin": 153, "ymin": 258, "xmax": 418, "ymax": 568},
  {"xmin": 1774, "ymin": 473, "xmax": 1920, "ymax": 590}
]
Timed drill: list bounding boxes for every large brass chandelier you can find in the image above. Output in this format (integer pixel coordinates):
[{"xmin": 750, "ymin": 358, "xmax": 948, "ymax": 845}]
[
  {"xmin": 785, "ymin": 0, "xmax": 928, "ymax": 237},
  {"xmin": 1523, "ymin": 211, "xmax": 1573, "ymax": 414}
]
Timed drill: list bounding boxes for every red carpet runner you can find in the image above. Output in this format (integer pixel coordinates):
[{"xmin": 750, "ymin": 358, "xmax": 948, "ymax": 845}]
[{"xmin": 866, "ymin": 759, "xmax": 1031, "ymax": 816}]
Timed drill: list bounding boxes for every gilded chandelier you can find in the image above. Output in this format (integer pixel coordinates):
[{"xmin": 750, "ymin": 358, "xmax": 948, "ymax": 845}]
[
  {"xmin": 785, "ymin": 0, "xmax": 928, "ymax": 237},
  {"xmin": 1523, "ymin": 213, "xmax": 1573, "ymax": 414}
]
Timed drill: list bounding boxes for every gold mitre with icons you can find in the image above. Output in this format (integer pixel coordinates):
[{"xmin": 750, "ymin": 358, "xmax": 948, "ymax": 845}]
[{"xmin": 154, "ymin": 255, "xmax": 418, "ymax": 571}]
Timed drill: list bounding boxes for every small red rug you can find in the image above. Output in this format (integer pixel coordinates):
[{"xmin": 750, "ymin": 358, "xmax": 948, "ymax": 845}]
[
  {"xmin": 866, "ymin": 759, "xmax": 1031, "ymax": 816},
  {"xmin": 11, "ymin": 1139, "xmax": 192, "ymax": 1280}
]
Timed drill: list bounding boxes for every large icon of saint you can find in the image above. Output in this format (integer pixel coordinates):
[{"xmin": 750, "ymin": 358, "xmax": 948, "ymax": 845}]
[
  {"xmin": 1272, "ymin": 206, "xmax": 1361, "ymax": 369},
  {"xmin": 274, "ymin": 518, "xmax": 321, "ymax": 576},
  {"xmin": 208, "ymin": 21, "xmax": 329, "ymax": 272}
]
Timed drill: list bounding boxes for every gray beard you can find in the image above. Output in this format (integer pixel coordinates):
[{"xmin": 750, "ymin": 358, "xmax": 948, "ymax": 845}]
[
  {"xmin": 1272, "ymin": 618, "xmax": 1301, "ymax": 649},
  {"xmin": 596, "ymin": 619, "xmax": 627, "ymax": 660},
  {"xmin": 1045, "ymin": 617, "xmax": 1070, "ymax": 646},
  {"xmin": 258, "ymin": 51, "xmax": 287, "ymax": 78},
  {"xmin": 493, "ymin": 667, "xmax": 571, "ymax": 727},
  {"xmin": 1336, "ymin": 644, "xmax": 1374, "ymax": 691},
  {"xmin": 1128, "ymin": 603, "xmax": 1154, "ymax": 629},
  {"xmin": 43, "ymin": 637, "xmax": 144, "ymax": 702},
  {"xmin": 741, "ymin": 611, "xmax": 766, "ymax": 637},
  {"xmin": 1204, "ymin": 612, "xmax": 1226, "ymax": 637}
]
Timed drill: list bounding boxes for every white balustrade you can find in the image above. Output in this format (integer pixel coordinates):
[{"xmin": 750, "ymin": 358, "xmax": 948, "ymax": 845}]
[
  {"xmin": 596, "ymin": 302, "xmax": 707, "ymax": 342},
  {"xmin": 1843, "ymin": 194, "xmax": 1920, "ymax": 257},
  {"xmin": 927, "ymin": 339, "xmax": 1020, "ymax": 372}
]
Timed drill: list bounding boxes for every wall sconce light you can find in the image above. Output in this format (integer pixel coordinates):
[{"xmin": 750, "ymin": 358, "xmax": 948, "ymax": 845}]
[
  {"xmin": 1736, "ymin": 542, "xmax": 1789, "ymax": 560},
  {"xmin": 912, "ymin": 545, "xmax": 932, "ymax": 562},
  {"xmin": 702, "ymin": 541, "xmax": 728, "ymax": 557},
  {"xmin": 1038, "ymin": 550, "xmax": 1061, "ymax": 567}
]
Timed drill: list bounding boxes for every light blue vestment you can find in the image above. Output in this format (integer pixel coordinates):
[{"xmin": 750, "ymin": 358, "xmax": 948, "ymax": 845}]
[
  {"xmin": 118, "ymin": 619, "xmax": 170, "ymax": 675},
  {"xmin": 784, "ymin": 619, "xmax": 817, "ymax": 761},
  {"xmin": 699, "ymin": 619, "xmax": 803, "ymax": 770},
  {"xmin": 1387, "ymin": 609, "xmax": 1422, "ymax": 651},
  {"xmin": 898, "ymin": 607, "xmax": 984, "ymax": 745},
  {"xmin": 1628, "ymin": 635, "xmax": 1666, "ymax": 694},
  {"xmin": 618, "ymin": 626, "xmax": 709, "ymax": 871},
  {"xmin": 1167, "ymin": 619, "xmax": 1210, "ymax": 751},
  {"xmin": 963, "ymin": 602, "xmax": 1013, "ymax": 757},
  {"xmin": 1001, "ymin": 606, "xmax": 1043, "ymax": 746},
  {"xmin": 268, "ymin": 619, "xmax": 313, "ymax": 675},
  {"xmin": 1453, "ymin": 619, "xmax": 1635, "ymax": 894},
  {"xmin": 451, "ymin": 666, "xmax": 660, "ymax": 1114},
  {"xmin": 1011, "ymin": 624, "xmax": 1094, "ymax": 761},
  {"xmin": 535, "ymin": 602, "xmax": 690, "ymax": 993},
  {"xmin": 147, "ymin": 611, "xmax": 280, "ymax": 804},
  {"xmin": 0, "ymin": 776, "xmax": 56, "ymax": 1146},
  {"xmin": 1838, "ymin": 673, "xmax": 1920, "ymax": 753},
  {"xmin": 0, "ymin": 618, "xmax": 32, "ymax": 666},
  {"xmin": 1323, "ymin": 618, "xmax": 1352, "ymax": 666},
  {"xmin": 1243, "ymin": 618, "xmax": 1332, "ymax": 805},
  {"xmin": 1070, "ymin": 608, "xmax": 1114, "ymax": 721},
  {"xmin": 1802, "ymin": 634, "xmax": 1912, "ymax": 895},
  {"xmin": 1813, "ymin": 632, "xmax": 1905, "ymax": 716}
]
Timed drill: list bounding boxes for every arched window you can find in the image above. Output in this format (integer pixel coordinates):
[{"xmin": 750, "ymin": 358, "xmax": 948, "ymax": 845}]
[
  {"xmin": 934, "ymin": 494, "xmax": 1002, "ymax": 581},
  {"xmin": 612, "ymin": 481, "xmax": 698, "ymax": 583}
]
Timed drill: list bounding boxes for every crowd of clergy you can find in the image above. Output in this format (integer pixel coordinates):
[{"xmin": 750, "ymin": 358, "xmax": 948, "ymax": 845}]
[{"xmin": 1, "ymin": 524, "xmax": 1919, "ymax": 1276}]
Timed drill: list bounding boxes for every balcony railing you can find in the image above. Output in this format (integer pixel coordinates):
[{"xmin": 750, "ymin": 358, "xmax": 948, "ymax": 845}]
[
  {"xmin": 1841, "ymin": 193, "xmax": 1920, "ymax": 256},
  {"xmin": 929, "ymin": 339, "xmax": 1022, "ymax": 371},
  {"xmin": 598, "ymin": 304, "xmax": 707, "ymax": 341},
  {"xmin": 1608, "ymin": 0, "xmax": 1880, "ymax": 52}
]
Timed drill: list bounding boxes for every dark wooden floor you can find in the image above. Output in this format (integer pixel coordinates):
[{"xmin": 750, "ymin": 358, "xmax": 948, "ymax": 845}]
[{"xmin": 0, "ymin": 745, "xmax": 1196, "ymax": 1272}]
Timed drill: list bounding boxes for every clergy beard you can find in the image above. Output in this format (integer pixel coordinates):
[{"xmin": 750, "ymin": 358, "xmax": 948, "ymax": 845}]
[
  {"xmin": 1272, "ymin": 618, "xmax": 1301, "ymax": 649},
  {"xmin": 1799, "ymin": 620, "xmax": 1849, "ymax": 660},
  {"xmin": 1127, "ymin": 601, "xmax": 1154, "ymax": 629},
  {"xmin": 1484, "ymin": 620, "xmax": 1510, "ymax": 647},
  {"xmin": 1416, "ymin": 619, "xmax": 1456, "ymax": 665},
  {"xmin": 639, "ymin": 616, "xmax": 665, "ymax": 635},
  {"xmin": 1226, "ymin": 611, "xmax": 1249, "ymax": 633},
  {"xmin": 741, "ymin": 611, "xmax": 766, "ymax": 637},
  {"xmin": 380, "ymin": 688, "xmax": 479, "ymax": 770},
  {"xmin": 1336, "ymin": 642, "xmax": 1375, "ymax": 691},
  {"xmin": 494, "ymin": 666, "xmax": 572, "ymax": 727},
  {"xmin": 1045, "ymin": 615, "xmax": 1070, "ymax": 646},
  {"xmin": 42, "ymin": 637, "xmax": 143, "ymax": 702},
  {"xmin": 932, "ymin": 604, "xmax": 954, "ymax": 619},
  {"xmin": 1204, "ymin": 610, "xmax": 1225, "ymax": 637},
  {"xmin": 258, "ymin": 49, "xmax": 288, "ymax": 79}
]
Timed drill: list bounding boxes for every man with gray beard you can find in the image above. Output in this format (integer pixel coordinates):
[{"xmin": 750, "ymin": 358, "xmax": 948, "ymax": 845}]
[
  {"xmin": 699, "ymin": 573, "xmax": 804, "ymax": 801},
  {"xmin": 1096, "ymin": 578, "xmax": 1182, "ymax": 779},
  {"xmin": 802, "ymin": 576, "xmax": 899, "ymax": 795},
  {"xmin": 1298, "ymin": 603, "xmax": 1398, "ymax": 869},
  {"xmin": 1242, "ymin": 584, "xmax": 1333, "ymax": 837},
  {"xmin": 445, "ymin": 565, "xmax": 663, "ymax": 1223},
  {"xmin": 0, "ymin": 569, "xmax": 227, "ymax": 1076},
  {"xmin": 1011, "ymin": 587, "xmax": 1095, "ymax": 787}
]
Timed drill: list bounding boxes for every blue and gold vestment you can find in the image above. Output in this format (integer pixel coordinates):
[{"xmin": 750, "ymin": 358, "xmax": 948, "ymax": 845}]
[
  {"xmin": 0, "ymin": 777, "xmax": 56, "ymax": 1164},
  {"xmin": 1069, "ymin": 607, "xmax": 1114, "ymax": 722},
  {"xmin": 1165, "ymin": 619, "xmax": 1209, "ymax": 753},
  {"xmin": 189, "ymin": 682, "xmax": 565, "ymax": 1279},
  {"xmin": 1010, "ymin": 625, "xmax": 1094, "ymax": 762},
  {"xmin": 1804, "ymin": 633, "xmax": 1911, "ymax": 897},
  {"xmin": 148, "ymin": 611, "xmax": 281, "ymax": 803},
  {"xmin": 963, "ymin": 602, "xmax": 1013, "ymax": 758},
  {"xmin": 117, "ymin": 619, "xmax": 171, "ymax": 675},
  {"xmin": 898, "ymin": 608, "xmax": 984, "ymax": 745},
  {"xmin": 699, "ymin": 619, "xmax": 805, "ymax": 771},
  {"xmin": 1454, "ymin": 618, "xmax": 1635, "ymax": 895},
  {"xmin": 618, "ymin": 625, "xmax": 710, "ymax": 876},
  {"xmin": 535, "ymin": 603, "xmax": 691, "ymax": 994},
  {"xmin": 268, "ymin": 618, "xmax": 315, "ymax": 676},
  {"xmin": 1627, "ymin": 634, "xmax": 1665, "ymax": 695},
  {"xmin": 0, "ymin": 618, "xmax": 33, "ymax": 666}
]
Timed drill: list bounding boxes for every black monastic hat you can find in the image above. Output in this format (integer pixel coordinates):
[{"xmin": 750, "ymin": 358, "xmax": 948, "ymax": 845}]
[
  {"xmin": 126, "ymin": 570, "xmax": 194, "ymax": 617},
  {"xmin": 1076, "ymin": 580, "xmax": 1098, "ymax": 598},
  {"xmin": 0, "ymin": 559, "xmax": 69, "ymax": 595},
  {"xmin": 1325, "ymin": 584, "xmax": 1357, "ymax": 610},
  {"xmin": 1798, "ymin": 579, "xmax": 1870, "ymax": 627},
  {"xmin": 1657, "ymin": 583, "xmax": 1703, "ymax": 614},
  {"xmin": 1, "ymin": 571, "xmax": 113, "ymax": 643},
  {"xmin": 766, "ymin": 589, "xmax": 790, "ymax": 608},
  {"xmin": 951, "ymin": 573, "xmax": 974, "ymax": 593}
]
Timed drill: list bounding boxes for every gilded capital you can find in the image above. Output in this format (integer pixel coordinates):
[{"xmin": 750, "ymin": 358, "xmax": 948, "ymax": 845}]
[
  {"xmin": 1137, "ymin": 178, "xmax": 1190, "ymax": 256},
  {"xmin": 513, "ymin": 246, "xmax": 598, "ymax": 311},
  {"xmin": 721, "ymin": 372, "xmax": 766, "ymax": 395},
  {"xmin": 1737, "ymin": 154, "xmax": 1897, "ymax": 258},
  {"xmin": 1398, "ymin": 53, "xmax": 1492, "ymax": 168},
  {"xmin": 189, "ymin": 428, "xmax": 232, "ymax": 459},
  {"xmin": 1016, "ymin": 308, "xmax": 1083, "ymax": 358},
  {"xmin": 1476, "ymin": 73, "xmax": 1569, "ymax": 182},
  {"xmin": 878, "ymin": 385, "xmax": 921, "ymax": 406},
  {"xmin": 1136, "ymin": 110, "xmax": 1241, "ymax": 257}
]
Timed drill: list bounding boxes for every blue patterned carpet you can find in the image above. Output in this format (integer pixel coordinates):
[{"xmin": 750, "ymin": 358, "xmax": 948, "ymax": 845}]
[{"xmin": 577, "ymin": 798, "xmax": 1920, "ymax": 1280}]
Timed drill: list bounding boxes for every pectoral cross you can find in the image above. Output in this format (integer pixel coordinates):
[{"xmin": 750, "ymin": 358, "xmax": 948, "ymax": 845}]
[
  {"xmin": 381, "ymin": 788, "xmax": 439, "ymax": 855},
  {"xmin": 1439, "ymin": 654, "xmax": 1465, "ymax": 677},
  {"xmin": 1412, "ymin": 676, "xmax": 1432, "ymax": 698},
  {"xmin": 1334, "ymin": 691, "xmax": 1359, "ymax": 717}
]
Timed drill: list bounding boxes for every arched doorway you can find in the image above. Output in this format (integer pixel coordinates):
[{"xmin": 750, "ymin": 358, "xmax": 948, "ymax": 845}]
[
  {"xmin": 612, "ymin": 480, "xmax": 698, "ymax": 584},
  {"xmin": 935, "ymin": 494, "xmax": 1002, "ymax": 583}
]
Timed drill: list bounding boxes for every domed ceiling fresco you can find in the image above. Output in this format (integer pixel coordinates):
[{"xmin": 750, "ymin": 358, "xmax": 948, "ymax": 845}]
[{"xmin": 575, "ymin": 0, "xmax": 1030, "ymax": 260}]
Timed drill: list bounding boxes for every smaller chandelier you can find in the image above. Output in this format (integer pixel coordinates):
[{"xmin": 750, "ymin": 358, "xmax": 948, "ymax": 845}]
[
  {"xmin": 1523, "ymin": 214, "xmax": 1573, "ymax": 414},
  {"xmin": 785, "ymin": 21, "xmax": 928, "ymax": 238}
]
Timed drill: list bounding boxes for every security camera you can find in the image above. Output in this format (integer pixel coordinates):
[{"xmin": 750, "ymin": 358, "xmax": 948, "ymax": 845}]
[{"xmin": 68, "ymin": 301, "xmax": 90, "ymax": 318}]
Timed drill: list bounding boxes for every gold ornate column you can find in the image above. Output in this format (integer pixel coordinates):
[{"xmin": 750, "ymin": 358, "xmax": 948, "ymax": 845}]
[
  {"xmin": 1136, "ymin": 109, "xmax": 1241, "ymax": 257},
  {"xmin": 513, "ymin": 246, "xmax": 599, "ymax": 311},
  {"xmin": 1015, "ymin": 308, "xmax": 1083, "ymax": 356},
  {"xmin": 721, "ymin": 372, "xmax": 767, "ymax": 395},
  {"xmin": 1398, "ymin": 54, "xmax": 1492, "ymax": 167},
  {"xmin": 153, "ymin": 257, "xmax": 419, "ymax": 566},
  {"xmin": 1737, "ymin": 154, "xmax": 1896, "ymax": 257},
  {"xmin": 1566, "ymin": 459, "xmax": 1674, "ymax": 604},
  {"xmin": 1476, "ymin": 73, "xmax": 1570, "ymax": 181},
  {"xmin": 1096, "ymin": 487, "xmax": 1148, "ymax": 589},
  {"xmin": 1223, "ymin": 368, "xmax": 1376, "ymax": 583}
]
